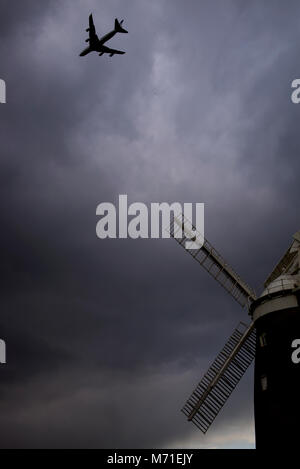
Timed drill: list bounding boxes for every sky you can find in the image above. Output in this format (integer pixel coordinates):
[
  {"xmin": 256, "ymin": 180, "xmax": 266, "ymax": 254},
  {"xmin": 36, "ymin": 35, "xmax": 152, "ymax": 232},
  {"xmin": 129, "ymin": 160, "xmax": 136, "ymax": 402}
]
[{"xmin": 0, "ymin": 0, "xmax": 300, "ymax": 449}]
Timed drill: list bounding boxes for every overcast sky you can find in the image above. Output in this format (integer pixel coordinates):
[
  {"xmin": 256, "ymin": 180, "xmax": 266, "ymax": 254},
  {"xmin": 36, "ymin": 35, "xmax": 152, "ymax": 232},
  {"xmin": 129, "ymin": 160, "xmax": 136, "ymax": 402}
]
[{"xmin": 0, "ymin": 0, "xmax": 300, "ymax": 449}]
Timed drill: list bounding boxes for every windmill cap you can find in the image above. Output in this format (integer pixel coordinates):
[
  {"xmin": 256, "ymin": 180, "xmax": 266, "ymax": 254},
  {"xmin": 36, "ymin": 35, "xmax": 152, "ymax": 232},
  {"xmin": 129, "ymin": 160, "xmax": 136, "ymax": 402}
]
[
  {"xmin": 260, "ymin": 273, "xmax": 298, "ymax": 298},
  {"xmin": 293, "ymin": 231, "xmax": 300, "ymax": 243}
]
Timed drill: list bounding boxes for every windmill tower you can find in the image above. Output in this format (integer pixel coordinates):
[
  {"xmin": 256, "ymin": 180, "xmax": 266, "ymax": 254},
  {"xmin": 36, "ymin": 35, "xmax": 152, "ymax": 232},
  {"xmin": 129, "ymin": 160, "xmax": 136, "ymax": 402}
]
[{"xmin": 169, "ymin": 215, "xmax": 300, "ymax": 448}]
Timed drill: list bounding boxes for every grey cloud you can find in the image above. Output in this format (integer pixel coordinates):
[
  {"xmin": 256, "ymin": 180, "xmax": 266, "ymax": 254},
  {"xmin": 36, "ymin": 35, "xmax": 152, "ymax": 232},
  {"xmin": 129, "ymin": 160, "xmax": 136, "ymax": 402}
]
[{"xmin": 0, "ymin": 0, "xmax": 299, "ymax": 448}]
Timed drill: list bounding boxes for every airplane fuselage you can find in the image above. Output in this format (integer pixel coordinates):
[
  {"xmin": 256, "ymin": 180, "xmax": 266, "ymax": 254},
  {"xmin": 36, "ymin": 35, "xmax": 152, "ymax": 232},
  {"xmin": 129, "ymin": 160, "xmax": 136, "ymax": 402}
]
[
  {"xmin": 89, "ymin": 29, "xmax": 117, "ymax": 52},
  {"xmin": 98, "ymin": 30, "xmax": 117, "ymax": 45}
]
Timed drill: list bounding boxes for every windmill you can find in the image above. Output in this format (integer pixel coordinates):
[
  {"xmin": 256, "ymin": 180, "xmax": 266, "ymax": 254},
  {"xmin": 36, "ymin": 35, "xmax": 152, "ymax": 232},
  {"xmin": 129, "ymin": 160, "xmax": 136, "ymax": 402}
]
[{"xmin": 169, "ymin": 215, "xmax": 300, "ymax": 448}]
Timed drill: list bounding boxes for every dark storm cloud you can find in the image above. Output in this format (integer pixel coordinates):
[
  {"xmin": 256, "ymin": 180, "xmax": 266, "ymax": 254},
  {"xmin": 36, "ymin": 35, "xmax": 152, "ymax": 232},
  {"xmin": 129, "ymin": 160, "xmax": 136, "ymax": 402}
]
[
  {"xmin": 0, "ymin": 0, "xmax": 299, "ymax": 448},
  {"xmin": 0, "ymin": 323, "xmax": 71, "ymax": 386}
]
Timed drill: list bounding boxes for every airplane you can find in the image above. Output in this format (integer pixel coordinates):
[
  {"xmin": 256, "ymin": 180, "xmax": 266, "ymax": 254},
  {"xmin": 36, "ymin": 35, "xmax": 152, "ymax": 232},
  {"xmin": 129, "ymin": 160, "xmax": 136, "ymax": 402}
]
[{"xmin": 80, "ymin": 14, "xmax": 128, "ymax": 58}]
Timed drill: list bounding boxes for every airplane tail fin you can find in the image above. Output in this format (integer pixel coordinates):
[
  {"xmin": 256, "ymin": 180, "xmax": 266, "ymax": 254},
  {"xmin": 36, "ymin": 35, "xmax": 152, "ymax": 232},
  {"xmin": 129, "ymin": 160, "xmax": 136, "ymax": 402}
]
[{"xmin": 114, "ymin": 18, "xmax": 128, "ymax": 33}]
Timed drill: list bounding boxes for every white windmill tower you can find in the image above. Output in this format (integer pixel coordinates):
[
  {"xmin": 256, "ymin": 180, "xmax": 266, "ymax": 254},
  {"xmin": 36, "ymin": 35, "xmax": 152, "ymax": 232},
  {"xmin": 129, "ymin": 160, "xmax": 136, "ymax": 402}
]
[{"xmin": 169, "ymin": 215, "xmax": 300, "ymax": 448}]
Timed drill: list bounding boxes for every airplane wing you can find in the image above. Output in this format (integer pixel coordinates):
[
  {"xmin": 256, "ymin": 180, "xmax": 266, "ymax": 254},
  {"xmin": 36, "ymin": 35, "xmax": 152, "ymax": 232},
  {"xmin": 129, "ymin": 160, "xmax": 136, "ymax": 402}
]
[
  {"xmin": 87, "ymin": 14, "xmax": 98, "ymax": 41},
  {"xmin": 99, "ymin": 44, "xmax": 125, "ymax": 56}
]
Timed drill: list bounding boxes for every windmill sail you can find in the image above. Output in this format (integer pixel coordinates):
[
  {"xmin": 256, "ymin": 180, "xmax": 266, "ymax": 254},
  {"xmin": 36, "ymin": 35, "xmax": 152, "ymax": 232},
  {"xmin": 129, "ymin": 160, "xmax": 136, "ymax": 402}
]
[
  {"xmin": 182, "ymin": 322, "xmax": 256, "ymax": 433},
  {"xmin": 169, "ymin": 215, "xmax": 257, "ymax": 307}
]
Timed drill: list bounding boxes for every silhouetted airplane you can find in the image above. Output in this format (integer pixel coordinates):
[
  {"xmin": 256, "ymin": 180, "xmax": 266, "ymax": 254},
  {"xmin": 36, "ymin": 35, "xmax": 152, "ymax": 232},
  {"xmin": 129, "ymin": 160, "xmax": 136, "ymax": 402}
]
[{"xmin": 80, "ymin": 14, "xmax": 128, "ymax": 58}]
